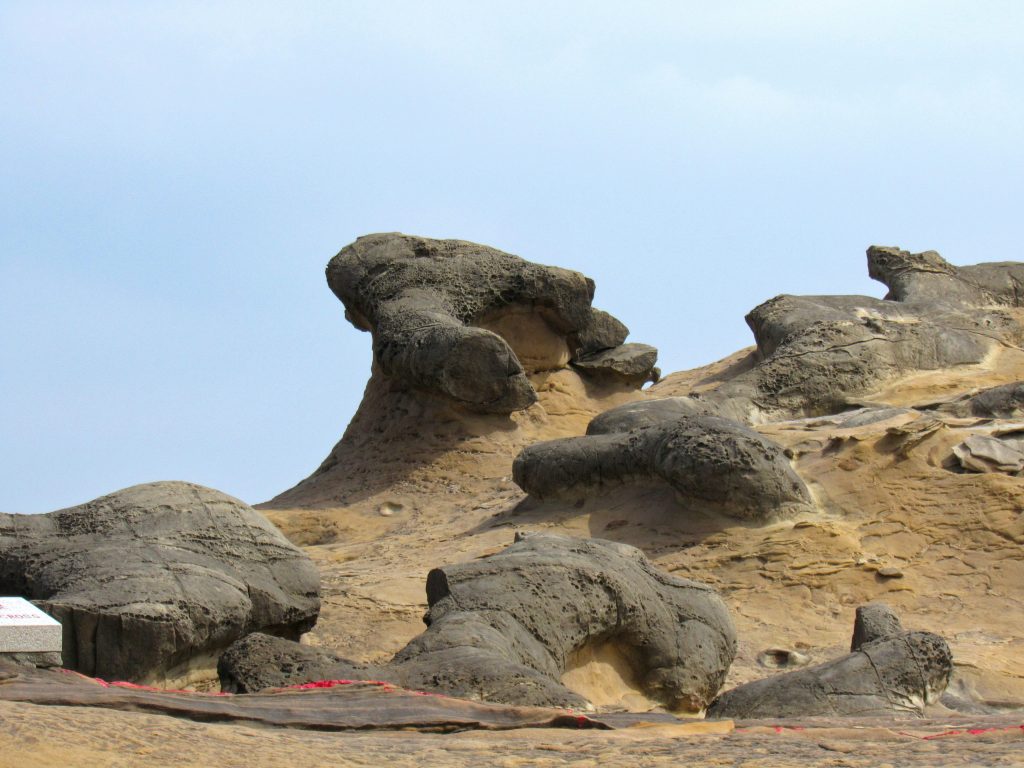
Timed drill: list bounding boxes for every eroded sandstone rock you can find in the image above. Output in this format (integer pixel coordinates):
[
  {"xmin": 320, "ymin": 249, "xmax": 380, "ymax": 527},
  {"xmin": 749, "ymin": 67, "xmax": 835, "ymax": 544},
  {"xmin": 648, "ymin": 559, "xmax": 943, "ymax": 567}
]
[
  {"xmin": 708, "ymin": 631, "xmax": 952, "ymax": 719},
  {"xmin": 708, "ymin": 606, "xmax": 952, "ymax": 719},
  {"xmin": 326, "ymin": 233, "xmax": 657, "ymax": 413},
  {"xmin": 683, "ymin": 247, "xmax": 1024, "ymax": 422},
  {"xmin": 219, "ymin": 632, "xmax": 372, "ymax": 694},
  {"xmin": 513, "ymin": 405, "xmax": 813, "ymax": 522},
  {"xmin": 851, "ymin": 603, "xmax": 903, "ymax": 652},
  {"xmin": 0, "ymin": 482, "xmax": 320, "ymax": 683},
  {"xmin": 220, "ymin": 535, "xmax": 736, "ymax": 713},
  {"xmin": 965, "ymin": 382, "xmax": 1024, "ymax": 419}
]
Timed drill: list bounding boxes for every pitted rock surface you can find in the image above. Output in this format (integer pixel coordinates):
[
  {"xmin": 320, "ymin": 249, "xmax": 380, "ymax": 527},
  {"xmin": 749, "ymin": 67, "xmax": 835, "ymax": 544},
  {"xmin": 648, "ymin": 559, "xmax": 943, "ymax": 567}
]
[
  {"xmin": 850, "ymin": 603, "xmax": 904, "ymax": 652},
  {"xmin": 514, "ymin": 407, "xmax": 813, "ymax": 521},
  {"xmin": 0, "ymin": 482, "xmax": 320, "ymax": 682},
  {"xmin": 707, "ymin": 630, "xmax": 953, "ymax": 719},
  {"xmin": 325, "ymin": 233, "xmax": 656, "ymax": 412},
  {"xmin": 219, "ymin": 632, "xmax": 373, "ymax": 693},
  {"xmin": 866, "ymin": 245, "xmax": 1024, "ymax": 306},
  {"xmin": 220, "ymin": 535, "xmax": 736, "ymax": 712},
  {"xmin": 683, "ymin": 247, "xmax": 1024, "ymax": 422}
]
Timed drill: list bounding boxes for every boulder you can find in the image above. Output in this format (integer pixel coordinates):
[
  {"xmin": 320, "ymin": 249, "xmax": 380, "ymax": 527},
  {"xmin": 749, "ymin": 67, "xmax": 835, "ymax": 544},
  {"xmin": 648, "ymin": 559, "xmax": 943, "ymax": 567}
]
[
  {"xmin": 0, "ymin": 482, "xmax": 320, "ymax": 682},
  {"xmin": 220, "ymin": 535, "xmax": 737, "ymax": 713},
  {"xmin": 708, "ymin": 606, "xmax": 953, "ymax": 719},
  {"xmin": 708, "ymin": 631, "xmax": 952, "ymax": 719},
  {"xmin": 219, "ymin": 632, "xmax": 374, "ymax": 693},
  {"xmin": 325, "ymin": 233, "xmax": 657, "ymax": 413},
  {"xmin": 514, "ymin": 409, "xmax": 813, "ymax": 522},
  {"xmin": 572, "ymin": 343, "xmax": 660, "ymax": 383}
]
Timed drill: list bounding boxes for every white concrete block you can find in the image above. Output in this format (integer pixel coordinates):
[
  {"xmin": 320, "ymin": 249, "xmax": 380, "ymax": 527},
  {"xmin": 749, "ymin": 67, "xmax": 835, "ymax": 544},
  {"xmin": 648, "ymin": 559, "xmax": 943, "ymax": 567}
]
[{"xmin": 0, "ymin": 597, "xmax": 62, "ymax": 653}]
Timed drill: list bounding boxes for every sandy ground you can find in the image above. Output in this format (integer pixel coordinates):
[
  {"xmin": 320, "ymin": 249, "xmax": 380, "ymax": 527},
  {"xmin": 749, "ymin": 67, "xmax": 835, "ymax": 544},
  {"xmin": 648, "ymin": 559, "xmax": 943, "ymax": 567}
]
[{"xmin": 3, "ymin": 700, "xmax": 1024, "ymax": 767}]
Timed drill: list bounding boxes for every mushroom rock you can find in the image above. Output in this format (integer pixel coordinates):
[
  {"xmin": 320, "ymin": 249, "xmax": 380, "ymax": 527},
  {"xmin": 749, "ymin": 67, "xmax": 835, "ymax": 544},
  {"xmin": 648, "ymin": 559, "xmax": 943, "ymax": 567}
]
[
  {"xmin": 513, "ymin": 405, "xmax": 814, "ymax": 522},
  {"xmin": 266, "ymin": 233, "xmax": 658, "ymax": 508},
  {"xmin": 219, "ymin": 535, "xmax": 737, "ymax": 714},
  {"xmin": 326, "ymin": 233, "xmax": 657, "ymax": 413},
  {"xmin": 0, "ymin": 482, "xmax": 320, "ymax": 684}
]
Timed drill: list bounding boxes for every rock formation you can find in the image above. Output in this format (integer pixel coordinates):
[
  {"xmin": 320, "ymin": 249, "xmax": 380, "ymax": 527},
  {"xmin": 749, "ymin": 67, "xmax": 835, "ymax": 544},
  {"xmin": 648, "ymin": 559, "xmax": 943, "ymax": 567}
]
[
  {"xmin": 220, "ymin": 534, "xmax": 736, "ymax": 713},
  {"xmin": 219, "ymin": 632, "xmax": 372, "ymax": 693},
  {"xmin": 326, "ymin": 232, "xmax": 657, "ymax": 413},
  {"xmin": 513, "ymin": 404, "xmax": 813, "ymax": 521},
  {"xmin": 0, "ymin": 482, "xmax": 320, "ymax": 683},
  {"xmin": 850, "ymin": 603, "xmax": 903, "ymax": 652},
  {"xmin": 268, "ymin": 233, "xmax": 659, "ymax": 508},
  {"xmin": 681, "ymin": 246, "xmax": 1024, "ymax": 423},
  {"xmin": 964, "ymin": 381, "xmax": 1024, "ymax": 419},
  {"xmin": 707, "ymin": 607, "xmax": 953, "ymax": 719}
]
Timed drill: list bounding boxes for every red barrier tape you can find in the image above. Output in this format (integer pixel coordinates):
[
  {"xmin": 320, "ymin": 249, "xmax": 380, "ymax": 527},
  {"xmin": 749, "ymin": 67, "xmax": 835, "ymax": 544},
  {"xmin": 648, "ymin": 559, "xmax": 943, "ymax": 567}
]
[{"xmin": 899, "ymin": 725, "xmax": 1024, "ymax": 741}]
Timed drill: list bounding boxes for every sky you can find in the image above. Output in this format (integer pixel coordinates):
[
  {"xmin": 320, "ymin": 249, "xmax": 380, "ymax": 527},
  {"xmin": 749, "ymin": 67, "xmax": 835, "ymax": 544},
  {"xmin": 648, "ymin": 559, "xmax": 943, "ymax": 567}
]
[{"xmin": 2, "ymin": 1, "xmax": 1022, "ymax": 512}]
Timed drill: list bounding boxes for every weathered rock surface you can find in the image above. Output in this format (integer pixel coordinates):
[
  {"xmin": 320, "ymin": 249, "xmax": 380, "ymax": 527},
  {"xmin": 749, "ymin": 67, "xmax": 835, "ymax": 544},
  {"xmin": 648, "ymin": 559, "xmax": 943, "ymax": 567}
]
[
  {"xmin": 220, "ymin": 535, "xmax": 736, "ymax": 713},
  {"xmin": 585, "ymin": 396, "xmax": 716, "ymax": 434},
  {"xmin": 674, "ymin": 247, "xmax": 1024, "ymax": 422},
  {"xmin": 514, "ymin": 407, "xmax": 813, "ymax": 521},
  {"xmin": 708, "ymin": 630, "xmax": 953, "ymax": 719},
  {"xmin": 952, "ymin": 433, "xmax": 1024, "ymax": 474},
  {"xmin": 850, "ymin": 603, "xmax": 903, "ymax": 652},
  {"xmin": 219, "ymin": 632, "xmax": 373, "ymax": 694},
  {"xmin": 866, "ymin": 246, "xmax": 1024, "ymax": 306},
  {"xmin": 326, "ymin": 233, "xmax": 656, "ymax": 413},
  {"xmin": 965, "ymin": 381, "xmax": 1024, "ymax": 418},
  {"xmin": 572, "ymin": 343, "xmax": 660, "ymax": 383},
  {"xmin": 0, "ymin": 482, "xmax": 320, "ymax": 683}
]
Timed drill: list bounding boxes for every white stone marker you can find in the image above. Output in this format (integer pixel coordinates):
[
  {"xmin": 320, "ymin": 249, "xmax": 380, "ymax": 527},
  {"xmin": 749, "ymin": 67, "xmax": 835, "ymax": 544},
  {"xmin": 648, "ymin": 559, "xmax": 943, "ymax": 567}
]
[{"xmin": 0, "ymin": 597, "xmax": 62, "ymax": 653}]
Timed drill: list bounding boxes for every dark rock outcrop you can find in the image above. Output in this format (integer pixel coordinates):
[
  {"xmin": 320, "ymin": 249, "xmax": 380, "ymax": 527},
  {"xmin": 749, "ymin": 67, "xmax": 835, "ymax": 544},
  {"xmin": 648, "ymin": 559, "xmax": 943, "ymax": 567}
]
[
  {"xmin": 684, "ymin": 247, "xmax": 1024, "ymax": 422},
  {"xmin": 572, "ymin": 343, "xmax": 660, "ymax": 384},
  {"xmin": 0, "ymin": 482, "xmax": 320, "ymax": 682},
  {"xmin": 220, "ymin": 535, "xmax": 736, "ymax": 713},
  {"xmin": 851, "ymin": 603, "xmax": 904, "ymax": 652},
  {"xmin": 219, "ymin": 632, "xmax": 373, "ymax": 694},
  {"xmin": 866, "ymin": 246, "xmax": 1024, "ymax": 306},
  {"xmin": 708, "ymin": 606, "xmax": 953, "ymax": 719},
  {"xmin": 513, "ymin": 405, "xmax": 813, "ymax": 522},
  {"xmin": 325, "ymin": 233, "xmax": 657, "ymax": 413},
  {"xmin": 708, "ymin": 631, "xmax": 953, "ymax": 719}
]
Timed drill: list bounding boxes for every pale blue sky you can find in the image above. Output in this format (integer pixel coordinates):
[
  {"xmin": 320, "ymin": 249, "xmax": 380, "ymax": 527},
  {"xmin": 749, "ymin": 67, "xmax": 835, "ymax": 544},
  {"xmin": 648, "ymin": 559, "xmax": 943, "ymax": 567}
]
[{"xmin": 2, "ymin": 2, "xmax": 1022, "ymax": 511}]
